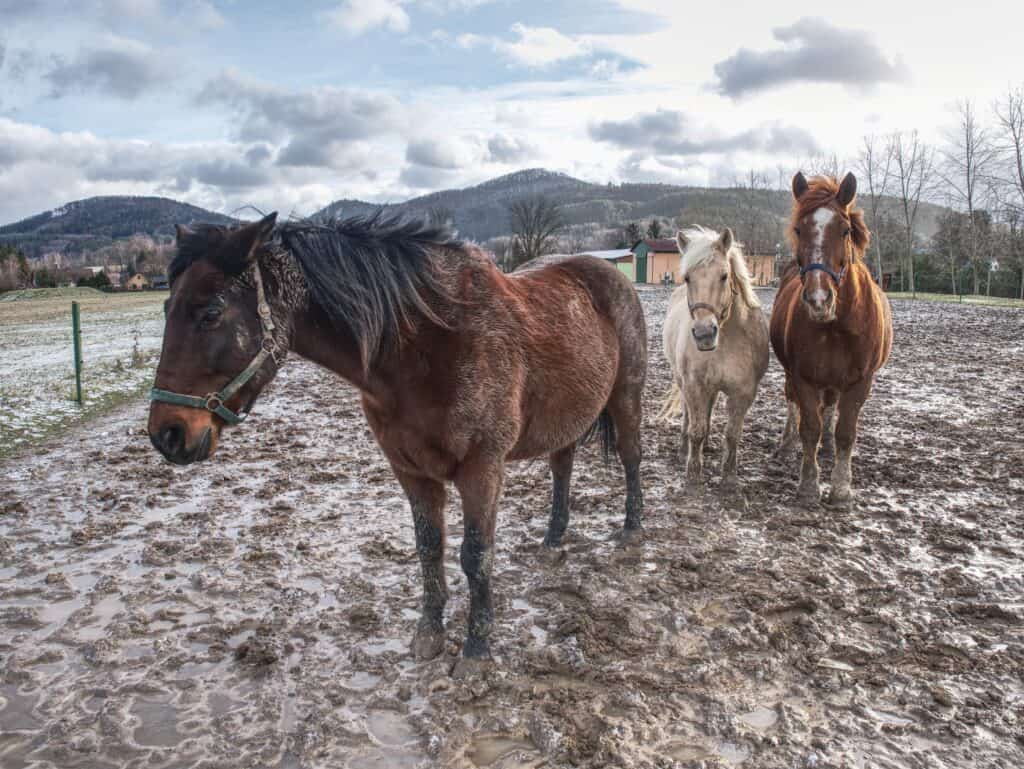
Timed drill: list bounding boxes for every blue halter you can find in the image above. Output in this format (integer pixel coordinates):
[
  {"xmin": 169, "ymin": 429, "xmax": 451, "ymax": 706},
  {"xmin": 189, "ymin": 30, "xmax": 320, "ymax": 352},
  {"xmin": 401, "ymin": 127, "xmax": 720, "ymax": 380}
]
[{"xmin": 799, "ymin": 262, "xmax": 846, "ymax": 286}]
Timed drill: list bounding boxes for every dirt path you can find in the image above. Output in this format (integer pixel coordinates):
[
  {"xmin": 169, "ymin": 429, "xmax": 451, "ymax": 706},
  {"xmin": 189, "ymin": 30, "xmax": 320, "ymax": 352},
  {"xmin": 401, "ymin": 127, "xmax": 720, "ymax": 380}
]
[{"xmin": 1, "ymin": 288, "xmax": 1022, "ymax": 768}]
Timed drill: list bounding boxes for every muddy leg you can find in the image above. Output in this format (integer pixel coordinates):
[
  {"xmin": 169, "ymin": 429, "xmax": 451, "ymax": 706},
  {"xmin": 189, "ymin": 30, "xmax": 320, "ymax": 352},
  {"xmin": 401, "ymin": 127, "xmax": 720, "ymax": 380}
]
[
  {"xmin": 793, "ymin": 380, "xmax": 823, "ymax": 505},
  {"xmin": 453, "ymin": 458, "xmax": 503, "ymax": 676},
  {"xmin": 607, "ymin": 389, "xmax": 644, "ymax": 539},
  {"xmin": 680, "ymin": 405, "xmax": 690, "ymax": 467},
  {"xmin": 829, "ymin": 379, "xmax": 871, "ymax": 508},
  {"xmin": 775, "ymin": 376, "xmax": 799, "ymax": 461},
  {"xmin": 393, "ymin": 469, "xmax": 448, "ymax": 660},
  {"xmin": 820, "ymin": 396, "xmax": 837, "ymax": 459},
  {"xmin": 683, "ymin": 387, "xmax": 713, "ymax": 490},
  {"xmin": 721, "ymin": 390, "xmax": 754, "ymax": 493},
  {"xmin": 543, "ymin": 444, "xmax": 575, "ymax": 548}
]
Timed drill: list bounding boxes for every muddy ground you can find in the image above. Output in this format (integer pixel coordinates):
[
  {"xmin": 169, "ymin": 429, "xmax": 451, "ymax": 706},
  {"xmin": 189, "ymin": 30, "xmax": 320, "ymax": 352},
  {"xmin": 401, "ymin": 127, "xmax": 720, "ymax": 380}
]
[{"xmin": 1, "ymin": 287, "xmax": 1022, "ymax": 769}]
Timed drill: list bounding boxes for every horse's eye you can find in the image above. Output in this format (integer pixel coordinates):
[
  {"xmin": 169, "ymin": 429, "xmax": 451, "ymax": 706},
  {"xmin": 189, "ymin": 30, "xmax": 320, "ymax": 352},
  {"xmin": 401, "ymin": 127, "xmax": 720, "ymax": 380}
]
[
  {"xmin": 683, "ymin": 275, "xmax": 689, "ymax": 284},
  {"xmin": 720, "ymin": 274, "xmax": 728, "ymax": 283},
  {"xmin": 794, "ymin": 227, "xmax": 801, "ymax": 237},
  {"xmin": 199, "ymin": 301, "xmax": 225, "ymax": 327},
  {"xmin": 844, "ymin": 228, "xmax": 851, "ymax": 238}
]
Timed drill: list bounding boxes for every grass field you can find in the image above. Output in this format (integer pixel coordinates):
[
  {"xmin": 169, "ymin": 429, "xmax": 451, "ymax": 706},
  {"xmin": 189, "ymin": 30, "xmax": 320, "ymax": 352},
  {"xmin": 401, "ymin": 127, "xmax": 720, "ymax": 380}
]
[
  {"xmin": 0, "ymin": 289, "xmax": 167, "ymax": 458},
  {"xmin": 887, "ymin": 291, "xmax": 1024, "ymax": 308}
]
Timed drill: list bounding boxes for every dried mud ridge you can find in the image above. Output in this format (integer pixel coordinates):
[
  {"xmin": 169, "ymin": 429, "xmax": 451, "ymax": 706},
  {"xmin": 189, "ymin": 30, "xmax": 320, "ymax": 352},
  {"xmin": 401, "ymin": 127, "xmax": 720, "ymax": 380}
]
[{"xmin": 1, "ymin": 289, "xmax": 1023, "ymax": 768}]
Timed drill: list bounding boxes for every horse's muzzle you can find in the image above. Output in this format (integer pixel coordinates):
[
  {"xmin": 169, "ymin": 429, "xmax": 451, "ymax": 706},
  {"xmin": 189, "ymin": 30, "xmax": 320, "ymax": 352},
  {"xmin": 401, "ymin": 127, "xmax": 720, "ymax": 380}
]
[
  {"xmin": 802, "ymin": 286, "xmax": 836, "ymax": 323},
  {"xmin": 692, "ymin": 321, "xmax": 719, "ymax": 351},
  {"xmin": 150, "ymin": 423, "xmax": 213, "ymax": 465}
]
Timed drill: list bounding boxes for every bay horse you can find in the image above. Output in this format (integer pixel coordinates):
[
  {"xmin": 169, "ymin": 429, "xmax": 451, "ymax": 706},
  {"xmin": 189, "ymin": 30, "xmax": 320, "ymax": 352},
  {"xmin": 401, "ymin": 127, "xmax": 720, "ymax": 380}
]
[
  {"xmin": 146, "ymin": 213, "xmax": 647, "ymax": 677},
  {"xmin": 771, "ymin": 173, "xmax": 893, "ymax": 506},
  {"xmin": 659, "ymin": 227, "xmax": 768, "ymax": 495}
]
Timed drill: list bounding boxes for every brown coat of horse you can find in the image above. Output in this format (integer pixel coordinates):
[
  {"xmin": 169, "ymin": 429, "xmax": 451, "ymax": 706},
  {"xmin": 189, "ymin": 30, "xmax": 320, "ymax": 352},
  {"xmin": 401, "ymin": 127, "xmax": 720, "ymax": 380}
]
[
  {"xmin": 146, "ymin": 214, "xmax": 646, "ymax": 676},
  {"xmin": 770, "ymin": 173, "xmax": 893, "ymax": 506}
]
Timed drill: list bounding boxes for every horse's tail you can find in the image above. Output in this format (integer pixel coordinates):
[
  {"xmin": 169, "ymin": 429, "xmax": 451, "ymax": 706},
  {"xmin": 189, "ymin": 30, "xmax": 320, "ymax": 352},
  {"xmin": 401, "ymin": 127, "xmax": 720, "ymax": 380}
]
[
  {"xmin": 578, "ymin": 408, "xmax": 617, "ymax": 464},
  {"xmin": 655, "ymin": 380, "xmax": 684, "ymax": 423}
]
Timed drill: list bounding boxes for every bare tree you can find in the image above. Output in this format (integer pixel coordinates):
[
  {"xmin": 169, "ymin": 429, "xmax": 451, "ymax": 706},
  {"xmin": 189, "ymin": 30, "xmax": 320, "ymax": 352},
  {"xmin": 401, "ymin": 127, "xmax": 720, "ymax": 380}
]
[
  {"xmin": 855, "ymin": 134, "xmax": 895, "ymax": 283},
  {"xmin": 889, "ymin": 130, "xmax": 936, "ymax": 296},
  {"xmin": 993, "ymin": 85, "xmax": 1024, "ymax": 297},
  {"xmin": 508, "ymin": 196, "xmax": 564, "ymax": 266},
  {"xmin": 994, "ymin": 85, "xmax": 1024, "ymax": 216},
  {"xmin": 735, "ymin": 170, "xmax": 771, "ymax": 255},
  {"xmin": 941, "ymin": 99, "xmax": 996, "ymax": 294},
  {"xmin": 646, "ymin": 218, "xmax": 664, "ymax": 239}
]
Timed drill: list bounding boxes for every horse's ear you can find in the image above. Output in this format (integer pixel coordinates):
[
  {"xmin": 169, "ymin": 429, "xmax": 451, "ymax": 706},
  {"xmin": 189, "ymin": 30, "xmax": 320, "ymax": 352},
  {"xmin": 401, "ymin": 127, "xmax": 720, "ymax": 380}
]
[
  {"xmin": 232, "ymin": 212, "xmax": 278, "ymax": 261},
  {"xmin": 718, "ymin": 227, "xmax": 734, "ymax": 252},
  {"xmin": 676, "ymin": 230, "xmax": 689, "ymax": 253},
  {"xmin": 792, "ymin": 172, "xmax": 808, "ymax": 200},
  {"xmin": 175, "ymin": 224, "xmax": 193, "ymax": 244},
  {"xmin": 837, "ymin": 172, "xmax": 857, "ymax": 208}
]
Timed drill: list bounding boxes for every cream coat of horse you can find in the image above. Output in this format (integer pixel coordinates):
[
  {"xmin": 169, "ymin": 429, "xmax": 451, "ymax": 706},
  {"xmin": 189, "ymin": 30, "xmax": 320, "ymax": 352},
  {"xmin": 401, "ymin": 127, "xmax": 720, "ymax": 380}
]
[{"xmin": 660, "ymin": 227, "xmax": 769, "ymax": 492}]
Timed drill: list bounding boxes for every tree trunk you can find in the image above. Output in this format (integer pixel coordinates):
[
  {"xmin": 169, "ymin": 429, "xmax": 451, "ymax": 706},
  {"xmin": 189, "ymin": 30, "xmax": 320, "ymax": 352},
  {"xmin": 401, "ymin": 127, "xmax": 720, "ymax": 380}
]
[
  {"xmin": 972, "ymin": 258, "xmax": 979, "ymax": 295},
  {"xmin": 875, "ymin": 233, "xmax": 883, "ymax": 285}
]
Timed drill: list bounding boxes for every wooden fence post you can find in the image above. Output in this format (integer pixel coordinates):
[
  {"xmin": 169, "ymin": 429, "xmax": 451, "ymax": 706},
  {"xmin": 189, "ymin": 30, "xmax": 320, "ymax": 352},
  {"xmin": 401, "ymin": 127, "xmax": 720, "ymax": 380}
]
[{"xmin": 72, "ymin": 301, "xmax": 83, "ymax": 404}]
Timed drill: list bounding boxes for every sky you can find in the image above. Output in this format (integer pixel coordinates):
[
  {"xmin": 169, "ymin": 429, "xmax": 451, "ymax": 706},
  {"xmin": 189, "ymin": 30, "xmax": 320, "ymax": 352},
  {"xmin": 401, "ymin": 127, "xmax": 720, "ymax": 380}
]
[{"xmin": 0, "ymin": 0, "xmax": 1021, "ymax": 224}]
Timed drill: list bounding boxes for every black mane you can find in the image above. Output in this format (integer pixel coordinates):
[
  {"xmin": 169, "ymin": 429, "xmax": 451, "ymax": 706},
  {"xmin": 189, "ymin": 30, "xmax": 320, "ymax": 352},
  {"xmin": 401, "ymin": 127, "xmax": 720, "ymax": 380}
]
[{"xmin": 279, "ymin": 213, "xmax": 463, "ymax": 368}]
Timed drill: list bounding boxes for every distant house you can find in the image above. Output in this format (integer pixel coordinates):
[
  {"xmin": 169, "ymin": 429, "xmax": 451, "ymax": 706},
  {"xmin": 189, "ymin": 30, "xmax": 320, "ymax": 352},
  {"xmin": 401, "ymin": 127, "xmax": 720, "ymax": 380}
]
[
  {"xmin": 125, "ymin": 273, "xmax": 149, "ymax": 290},
  {"xmin": 151, "ymin": 275, "xmax": 169, "ymax": 290},
  {"xmin": 580, "ymin": 249, "xmax": 636, "ymax": 281},
  {"xmin": 745, "ymin": 254, "xmax": 775, "ymax": 286},
  {"xmin": 631, "ymin": 239, "xmax": 681, "ymax": 284},
  {"xmin": 104, "ymin": 264, "xmax": 125, "ymax": 286}
]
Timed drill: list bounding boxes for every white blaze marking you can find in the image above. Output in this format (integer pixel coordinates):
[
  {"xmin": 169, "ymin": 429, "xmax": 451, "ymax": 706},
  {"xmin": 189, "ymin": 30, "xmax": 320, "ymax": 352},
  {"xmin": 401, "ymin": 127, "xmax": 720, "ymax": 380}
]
[{"xmin": 809, "ymin": 208, "xmax": 835, "ymax": 306}]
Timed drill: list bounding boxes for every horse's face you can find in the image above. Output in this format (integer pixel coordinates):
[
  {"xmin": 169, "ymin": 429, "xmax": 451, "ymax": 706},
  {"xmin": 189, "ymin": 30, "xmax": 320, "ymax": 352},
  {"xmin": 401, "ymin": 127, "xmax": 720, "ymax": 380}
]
[
  {"xmin": 148, "ymin": 214, "xmax": 280, "ymax": 465},
  {"xmin": 791, "ymin": 171, "xmax": 858, "ymax": 324},
  {"xmin": 681, "ymin": 228, "xmax": 734, "ymax": 352}
]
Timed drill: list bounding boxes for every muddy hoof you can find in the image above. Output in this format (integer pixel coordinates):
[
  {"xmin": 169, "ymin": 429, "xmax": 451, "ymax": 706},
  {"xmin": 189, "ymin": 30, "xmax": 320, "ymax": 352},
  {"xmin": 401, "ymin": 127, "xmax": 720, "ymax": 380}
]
[
  {"xmin": 682, "ymin": 480, "xmax": 704, "ymax": 498},
  {"xmin": 451, "ymin": 654, "xmax": 494, "ymax": 680},
  {"xmin": 539, "ymin": 546, "xmax": 567, "ymax": 567},
  {"xmin": 411, "ymin": 622, "xmax": 446, "ymax": 660},
  {"xmin": 825, "ymin": 487, "xmax": 854, "ymax": 510},
  {"xmin": 721, "ymin": 487, "xmax": 748, "ymax": 511},
  {"xmin": 613, "ymin": 526, "xmax": 644, "ymax": 548}
]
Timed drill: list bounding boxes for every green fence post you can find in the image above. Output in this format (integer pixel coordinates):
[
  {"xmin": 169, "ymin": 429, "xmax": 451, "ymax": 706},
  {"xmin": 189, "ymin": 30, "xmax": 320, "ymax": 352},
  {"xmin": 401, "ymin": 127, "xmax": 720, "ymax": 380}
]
[{"xmin": 72, "ymin": 301, "xmax": 83, "ymax": 404}]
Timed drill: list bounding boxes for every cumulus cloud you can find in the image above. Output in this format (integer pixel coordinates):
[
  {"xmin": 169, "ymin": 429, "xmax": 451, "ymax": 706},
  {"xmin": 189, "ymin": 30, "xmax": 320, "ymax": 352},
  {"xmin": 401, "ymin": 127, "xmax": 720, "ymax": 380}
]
[
  {"xmin": 322, "ymin": 0, "xmax": 410, "ymax": 36},
  {"xmin": 455, "ymin": 23, "xmax": 642, "ymax": 77},
  {"xmin": 196, "ymin": 69, "xmax": 404, "ymax": 168},
  {"xmin": 486, "ymin": 134, "xmax": 534, "ymax": 163},
  {"xmin": 590, "ymin": 109, "xmax": 820, "ymax": 157},
  {"xmin": 44, "ymin": 35, "xmax": 171, "ymax": 100},
  {"xmin": 712, "ymin": 17, "xmax": 908, "ymax": 98}
]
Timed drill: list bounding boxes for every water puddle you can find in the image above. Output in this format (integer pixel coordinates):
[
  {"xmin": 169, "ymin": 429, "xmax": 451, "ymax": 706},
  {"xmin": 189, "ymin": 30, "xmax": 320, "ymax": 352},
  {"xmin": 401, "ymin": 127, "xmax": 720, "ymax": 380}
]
[
  {"xmin": 366, "ymin": 709, "xmax": 417, "ymax": 747},
  {"xmin": 739, "ymin": 706, "xmax": 778, "ymax": 730},
  {"xmin": 132, "ymin": 697, "xmax": 182, "ymax": 747},
  {"xmin": 0, "ymin": 685, "xmax": 41, "ymax": 731},
  {"xmin": 466, "ymin": 735, "xmax": 536, "ymax": 767}
]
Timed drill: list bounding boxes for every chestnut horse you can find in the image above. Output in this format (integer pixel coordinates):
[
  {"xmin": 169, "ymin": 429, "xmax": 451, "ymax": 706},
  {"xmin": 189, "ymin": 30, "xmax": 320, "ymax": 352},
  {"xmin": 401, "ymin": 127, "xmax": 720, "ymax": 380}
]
[
  {"xmin": 771, "ymin": 173, "xmax": 893, "ymax": 507},
  {"xmin": 147, "ymin": 213, "xmax": 647, "ymax": 676}
]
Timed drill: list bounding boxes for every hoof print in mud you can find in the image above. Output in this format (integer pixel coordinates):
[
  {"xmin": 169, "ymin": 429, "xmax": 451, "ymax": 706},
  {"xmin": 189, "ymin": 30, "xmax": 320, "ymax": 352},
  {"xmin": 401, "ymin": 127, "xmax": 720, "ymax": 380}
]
[
  {"xmin": 613, "ymin": 527, "xmax": 644, "ymax": 548},
  {"xmin": 538, "ymin": 546, "xmax": 568, "ymax": 567}
]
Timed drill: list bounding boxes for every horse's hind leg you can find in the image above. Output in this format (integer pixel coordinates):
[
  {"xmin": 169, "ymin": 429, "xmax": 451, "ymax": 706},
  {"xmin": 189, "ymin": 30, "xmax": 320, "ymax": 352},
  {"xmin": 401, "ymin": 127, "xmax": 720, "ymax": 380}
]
[
  {"xmin": 606, "ymin": 389, "xmax": 643, "ymax": 538},
  {"xmin": 543, "ymin": 444, "xmax": 575, "ymax": 548},
  {"xmin": 793, "ymin": 378, "xmax": 824, "ymax": 505},
  {"xmin": 394, "ymin": 469, "xmax": 449, "ymax": 660},
  {"xmin": 820, "ymin": 395, "xmax": 838, "ymax": 459},
  {"xmin": 452, "ymin": 456, "xmax": 504, "ymax": 677},
  {"xmin": 775, "ymin": 378, "xmax": 799, "ymax": 461}
]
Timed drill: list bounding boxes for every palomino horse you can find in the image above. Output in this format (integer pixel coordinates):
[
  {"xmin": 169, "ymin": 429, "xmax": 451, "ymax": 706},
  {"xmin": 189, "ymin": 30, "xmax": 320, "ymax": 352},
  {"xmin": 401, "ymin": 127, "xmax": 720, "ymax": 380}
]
[
  {"xmin": 660, "ymin": 227, "xmax": 768, "ymax": 493},
  {"xmin": 147, "ymin": 213, "xmax": 647, "ymax": 676},
  {"xmin": 771, "ymin": 173, "xmax": 893, "ymax": 506}
]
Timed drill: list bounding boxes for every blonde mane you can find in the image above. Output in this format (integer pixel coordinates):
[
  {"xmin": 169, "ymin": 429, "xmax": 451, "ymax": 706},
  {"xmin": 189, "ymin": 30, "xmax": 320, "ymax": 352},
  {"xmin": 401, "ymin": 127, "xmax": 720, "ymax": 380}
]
[{"xmin": 678, "ymin": 226, "xmax": 760, "ymax": 310}]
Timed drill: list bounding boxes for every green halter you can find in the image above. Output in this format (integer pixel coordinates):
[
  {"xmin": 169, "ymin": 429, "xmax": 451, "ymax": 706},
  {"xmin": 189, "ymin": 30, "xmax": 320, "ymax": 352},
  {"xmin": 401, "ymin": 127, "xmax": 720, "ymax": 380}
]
[{"xmin": 149, "ymin": 262, "xmax": 282, "ymax": 425}]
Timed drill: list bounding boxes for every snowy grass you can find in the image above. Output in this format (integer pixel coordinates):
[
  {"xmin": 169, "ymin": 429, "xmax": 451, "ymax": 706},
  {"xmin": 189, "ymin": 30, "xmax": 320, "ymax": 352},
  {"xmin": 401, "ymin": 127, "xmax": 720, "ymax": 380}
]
[{"xmin": 0, "ymin": 291, "xmax": 167, "ymax": 459}]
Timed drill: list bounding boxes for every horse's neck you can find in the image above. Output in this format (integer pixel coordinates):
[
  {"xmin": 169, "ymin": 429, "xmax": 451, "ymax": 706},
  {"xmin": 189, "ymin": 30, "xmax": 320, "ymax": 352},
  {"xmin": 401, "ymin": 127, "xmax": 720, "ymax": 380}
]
[{"xmin": 833, "ymin": 261, "xmax": 873, "ymax": 332}]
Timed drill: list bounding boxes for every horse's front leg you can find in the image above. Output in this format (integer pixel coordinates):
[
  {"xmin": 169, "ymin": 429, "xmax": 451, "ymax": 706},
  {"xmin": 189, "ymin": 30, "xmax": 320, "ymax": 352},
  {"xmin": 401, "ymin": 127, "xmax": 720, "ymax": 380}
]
[
  {"xmin": 394, "ymin": 468, "xmax": 449, "ymax": 660},
  {"xmin": 793, "ymin": 379, "xmax": 824, "ymax": 505},
  {"xmin": 453, "ymin": 456, "xmax": 504, "ymax": 677},
  {"xmin": 829, "ymin": 378, "xmax": 872, "ymax": 508},
  {"xmin": 721, "ymin": 390, "xmax": 755, "ymax": 494},
  {"xmin": 683, "ymin": 385, "xmax": 712, "ymax": 491}
]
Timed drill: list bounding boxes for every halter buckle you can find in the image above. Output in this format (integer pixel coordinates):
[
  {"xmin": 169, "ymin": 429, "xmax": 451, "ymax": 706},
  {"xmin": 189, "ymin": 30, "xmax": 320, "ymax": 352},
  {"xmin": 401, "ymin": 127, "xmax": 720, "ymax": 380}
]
[{"xmin": 204, "ymin": 393, "xmax": 224, "ymax": 413}]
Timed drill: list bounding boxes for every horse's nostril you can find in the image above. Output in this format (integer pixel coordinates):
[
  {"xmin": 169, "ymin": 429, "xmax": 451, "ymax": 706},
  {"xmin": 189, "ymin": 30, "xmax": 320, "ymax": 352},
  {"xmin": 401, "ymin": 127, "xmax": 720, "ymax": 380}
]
[{"xmin": 157, "ymin": 424, "xmax": 185, "ymax": 457}]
